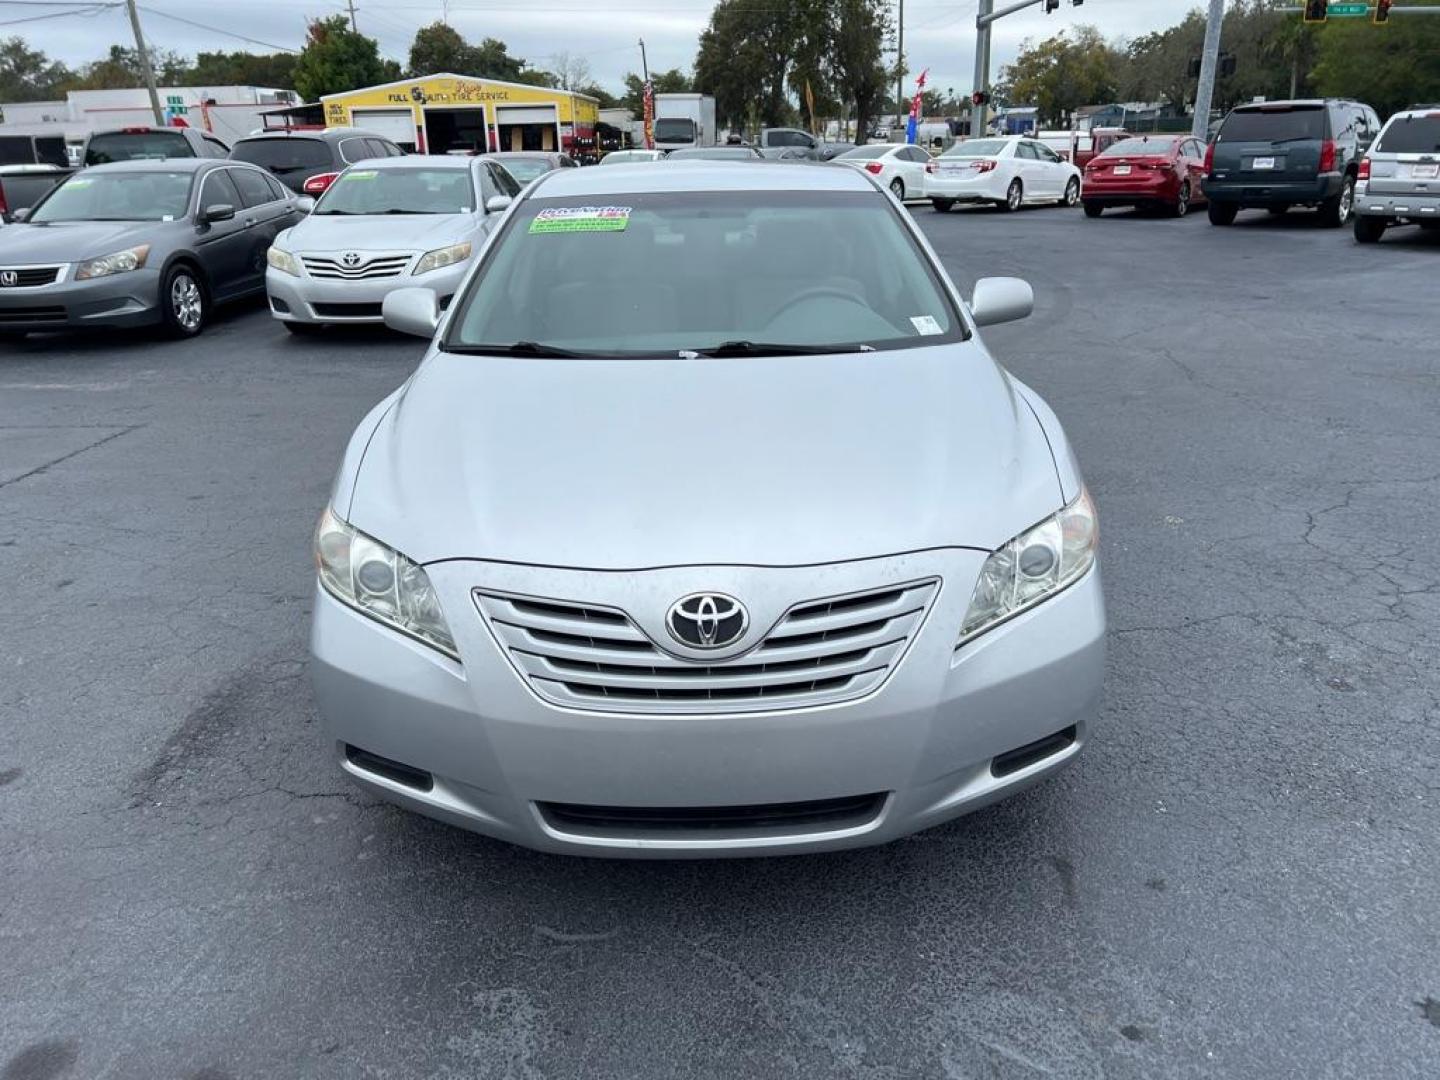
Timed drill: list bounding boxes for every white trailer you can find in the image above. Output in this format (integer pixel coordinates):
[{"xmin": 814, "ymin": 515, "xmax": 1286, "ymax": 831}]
[{"xmin": 653, "ymin": 93, "xmax": 718, "ymax": 151}]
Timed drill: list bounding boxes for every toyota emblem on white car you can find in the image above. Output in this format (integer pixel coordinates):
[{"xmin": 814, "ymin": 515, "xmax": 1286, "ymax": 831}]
[
  {"xmin": 667, "ymin": 593, "xmax": 747, "ymax": 649},
  {"xmin": 341, "ymin": 251, "xmax": 363, "ymax": 268}
]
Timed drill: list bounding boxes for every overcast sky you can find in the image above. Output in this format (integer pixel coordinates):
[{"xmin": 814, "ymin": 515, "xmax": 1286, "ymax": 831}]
[{"xmin": 13, "ymin": 0, "xmax": 1208, "ymax": 99}]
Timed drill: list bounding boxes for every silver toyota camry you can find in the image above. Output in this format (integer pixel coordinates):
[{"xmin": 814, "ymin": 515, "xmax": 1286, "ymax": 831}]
[{"xmin": 311, "ymin": 162, "xmax": 1105, "ymax": 857}]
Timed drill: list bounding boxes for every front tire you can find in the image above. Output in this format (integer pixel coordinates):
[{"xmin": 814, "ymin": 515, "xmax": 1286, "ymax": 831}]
[
  {"xmin": 1059, "ymin": 177, "xmax": 1081, "ymax": 207},
  {"xmin": 1318, "ymin": 176, "xmax": 1355, "ymax": 228},
  {"xmin": 1208, "ymin": 201, "xmax": 1238, "ymax": 226},
  {"xmin": 160, "ymin": 264, "xmax": 206, "ymax": 338},
  {"xmin": 1170, "ymin": 181, "xmax": 1192, "ymax": 218},
  {"xmin": 1001, "ymin": 178, "xmax": 1023, "ymax": 212},
  {"xmin": 1082, "ymin": 201, "xmax": 1104, "ymax": 218},
  {"xmin": 1353, "ymin": 215, "xmax": 1386, "ymax": 244},
  {"xmin": 889, "ymin": 177, "xmax": 905, "ymax": 201},
  {"xmin": 931, "ymin": 197, "xmax": 955, "ymax": 213}
]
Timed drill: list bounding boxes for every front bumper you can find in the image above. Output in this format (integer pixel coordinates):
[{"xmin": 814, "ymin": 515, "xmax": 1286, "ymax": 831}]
[
  {"xmin": 266, "ymin": 261, "xmax": 468, "ymax": 325},
  {"xmin": 924, "ymin": 172, "xmax": 1009, "ymax": 203},
  {"xmin": 0, "ymin": 267, "xmax": 161, "ymax": 331},
  {"xmin": 1354, "ymin": 183, "xmax": 1440, "ymax": 221},
  {"xmin": 1203, "ymin": 171, "xmax": 1342, "ymax": 207},
  {"xmin": 310, "ymin": 551, "xmax": 1106, "ymax": 857}
]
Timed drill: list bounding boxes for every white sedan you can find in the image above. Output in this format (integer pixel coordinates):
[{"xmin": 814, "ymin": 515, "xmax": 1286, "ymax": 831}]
[
  {"xmin": 831, "ymin": 143, "xmax": 933, "ymax": 201},
  {"xmin": 924, "ymin": 136, "xmax": 1083, "ymax": 213}
]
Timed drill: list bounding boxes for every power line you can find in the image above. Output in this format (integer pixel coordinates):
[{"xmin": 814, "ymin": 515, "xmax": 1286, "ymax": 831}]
[
  {"xmin": 0, "ymin": 3, "xmax": 109, "ymax": 26},
  {"xmin": 136, "ymin": 5, "xmax": 298, "ymax": 52}
]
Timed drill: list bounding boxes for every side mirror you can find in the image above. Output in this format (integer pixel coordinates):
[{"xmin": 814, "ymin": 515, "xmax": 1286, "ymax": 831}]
[
  {"xmin": 294, "ymin": 195, "xmax": 316, "ymax": 214},
  {"xmin": 201, "ymin": 203, "xmax": 236, "ymax": 223},
  {"xmin": 969, "ymin": 277, "xmax": 1034, "ymax": 328},
  {"xmin": 382, "ymin": 287, "xmax": 441, "ymax": 338},
  {"xmin": 485, "ymin": 195, "xmax": 512, "ymax": 213}
]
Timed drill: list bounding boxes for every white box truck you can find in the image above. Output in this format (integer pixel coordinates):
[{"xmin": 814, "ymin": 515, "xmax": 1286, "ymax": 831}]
[{"xmin": 653, "ymin": 93, "xmax": 718, "ymax": 151}]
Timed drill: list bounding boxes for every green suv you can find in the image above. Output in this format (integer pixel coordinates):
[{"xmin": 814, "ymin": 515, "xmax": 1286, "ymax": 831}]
[{"xmin": 1202, "ymin": 99, "xmax": 1380, "ymax": 228}]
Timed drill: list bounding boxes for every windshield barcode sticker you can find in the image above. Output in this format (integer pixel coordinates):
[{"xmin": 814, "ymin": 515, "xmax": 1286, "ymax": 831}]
[
  {"xmin": 910, "ymin": 315, "xmax": 943, "ymax": 336},
  {"xmin": 530, "ymin": 206, "xmax": 631, "ymax": 233}
]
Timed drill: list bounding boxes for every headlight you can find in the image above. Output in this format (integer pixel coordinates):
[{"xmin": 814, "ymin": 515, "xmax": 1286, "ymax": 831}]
[
  {"xmin": 266, "ymin": 246, "xmax": 300, "ymax": 276},
  {"xmin": 75, "ymin": 244, "xmax": 150, "ymax": 280},
  {"xmin": 413, "ymin": 242, "xmax": 471, "ymax": 275},
  {"xmin": 959, "ymin": 487, "xmax": 1098, "ymax": 644},
  {"xmin": 314, "ymin": 507, "xmax": 458, "ymax": 659}
]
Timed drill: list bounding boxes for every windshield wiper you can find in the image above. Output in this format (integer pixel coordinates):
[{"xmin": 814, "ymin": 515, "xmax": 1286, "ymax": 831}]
[
  {"xmin": 444, "ymin": 340, "xmax": 602, "ymax": 358},
  {"xmin": 374, "ymin": 208, "xmax": 432, "ymax": 215},
  {"xmin": 690, "ymin": 340, "xmax": 872, "ymax": 358}
]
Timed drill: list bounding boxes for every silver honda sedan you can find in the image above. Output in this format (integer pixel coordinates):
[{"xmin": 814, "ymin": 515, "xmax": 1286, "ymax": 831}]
[{"xmin": 310, "ymin": 162, "xmax": 1105, "ymax": 857}]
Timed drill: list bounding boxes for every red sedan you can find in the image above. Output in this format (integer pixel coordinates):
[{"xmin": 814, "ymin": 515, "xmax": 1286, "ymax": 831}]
[{"xmin": 1081, "ymin": 134, "xmax": 1211, "ymax": 218}]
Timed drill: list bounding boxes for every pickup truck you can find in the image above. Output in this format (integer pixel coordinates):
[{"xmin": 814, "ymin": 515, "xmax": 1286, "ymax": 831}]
[{"xmin": 0, "ymin": 165, "xmax": 73, "ymax": 224}]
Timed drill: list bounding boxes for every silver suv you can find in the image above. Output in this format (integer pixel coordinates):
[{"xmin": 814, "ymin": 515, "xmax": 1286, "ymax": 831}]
[{"xmin": 1353, "ymin": 106, "xmax": 1440, "ymax": 243}]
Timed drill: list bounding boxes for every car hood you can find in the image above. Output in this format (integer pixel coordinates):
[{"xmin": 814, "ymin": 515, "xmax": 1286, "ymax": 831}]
[
  {"xmin": 0, "ymin": 220, "xmax": 163, "ymax": 263},
  {"xmin": 285, "ymin": 213, "xmax": 476, "ymax": 252},
  {"xmin": 346, "ymin": 344, "xmax": 1066, "ymax": 568}
]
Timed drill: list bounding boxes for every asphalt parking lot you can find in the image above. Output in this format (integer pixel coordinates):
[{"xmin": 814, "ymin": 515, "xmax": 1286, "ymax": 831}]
[{"xmin": 2, "ymin": 202, "xmax": 1438, "ymax": 1080}]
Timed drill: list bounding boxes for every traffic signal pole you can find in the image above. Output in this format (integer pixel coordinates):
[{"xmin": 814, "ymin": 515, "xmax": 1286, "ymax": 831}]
[
  {"xmin": 1192, "ymin": 0, "xmax": 1225, "ymax": 140},
  {"xmin": 969, "ymin": 0, "xmax": 1081, "ymax": 138}
]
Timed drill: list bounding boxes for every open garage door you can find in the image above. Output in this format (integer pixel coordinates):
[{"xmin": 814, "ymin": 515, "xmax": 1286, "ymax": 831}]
[
  {"xmin": 496, "ymin": 104, "xmax": 559, "ymax": 152},
  {"xmin": 423, "ymin": 107, "xmax": 490, "ymax": 155},
  {"xmin": 351, "ymin": 109, "xmax": 417, "ymax": 152}
]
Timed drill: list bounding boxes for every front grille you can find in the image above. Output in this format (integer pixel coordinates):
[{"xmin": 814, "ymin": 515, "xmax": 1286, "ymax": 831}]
[
  {"xmin": 301, "ymin": 253, "xmax": 411, "ymax": 280},
  {"xmin": 0, "ymin": 305, "xmax": 65, "ymax": 323},
  {"xmin": 538, "ymin": 792, "xmax": 887, "ymax": 838},
  {"xmin": 475, "ymin": 579, "xmax": 938, "ymax": 714},
  {"xmin": 0, "ymin": 266, "xmax": 61, "ymax": 287},
  {"xmin": 311, "ymin": 302, "xmax": 383, "ymax": 318}
]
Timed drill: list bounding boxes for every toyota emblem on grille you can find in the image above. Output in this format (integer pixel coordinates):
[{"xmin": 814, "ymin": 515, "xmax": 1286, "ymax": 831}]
[
  {"xmin": 0, "ymin": 271, "xmax": 16, "ymax": 287},
  {"xmin": 667, "ymin": 593, "xmax": 748, "ymax": 649},
  {"xmin": 340, "ymin": 251, "xmax": 363, "ymax": 268}
]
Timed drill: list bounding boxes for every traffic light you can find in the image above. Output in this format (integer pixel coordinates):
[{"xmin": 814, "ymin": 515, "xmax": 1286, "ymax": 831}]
[
  {"xmin": 1374, "ymin": 0, "xmax": 1392, "ymax": 23},
  {"xmin": 971, "ymin": 90, "xmax": 990, "ymax": 107},
  {"xmin": 1220, "ymin": 53, "xmax": 1237, "ymax": 78},
  {"xmin": 1302, "ymin": 0, "xmax": 1327, "ymax": 23},
  {"xmin": 1044, "ymin": 0, "xmax": 1060, "ymax": 12}
]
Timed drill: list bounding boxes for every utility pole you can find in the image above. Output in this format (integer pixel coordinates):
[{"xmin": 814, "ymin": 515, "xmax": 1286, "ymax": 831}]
[
  {"xmin": 346, "ymin": 0, "xmax": 358, "ymax": 32},
  {"xmin": 1192, "ymin": 0, "xmax": 1225, "ymax": 140},
  {"xmin": 970, "ymin": 0, "xmax": 993, "ymax": 137},
  {"xmin": 124, "ymin": 0, "xmax": 164, "ymax": 127},
  {"xmin": 896, "ymin": 0, "xmax": 904, "ymax": 128}
]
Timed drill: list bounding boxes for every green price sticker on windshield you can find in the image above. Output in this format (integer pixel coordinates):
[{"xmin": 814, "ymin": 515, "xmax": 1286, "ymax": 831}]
[
  {"xmin": 343, "ymin": 170, "xmax": 378, "ymax": 181},
  {"xmin": 530, "ymin": 206, "xmax": 631, "ymax": 234}
]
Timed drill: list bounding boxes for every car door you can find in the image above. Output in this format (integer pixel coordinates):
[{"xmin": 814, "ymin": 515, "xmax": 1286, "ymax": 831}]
[
  {"xmin": 192, "ymin": 168, "xmax": 251, "ymax": 299},
  {"xmin": 228, "ymin": 165, "xmax": 289, "ymax": 293},
  {"xmin": 899, "ymin": 146, "xmax": 929, "ymax": 192},
  {"xmin": 1013, "ymin": 141, "xmax": 1044, "ymax": 199},
  {"xmin": 1181, "ymin": 139, "xmax": 1208, "ymax": 200},
  {"xmin": 1032, "ymin": 141, "xmax": 1069, "ymax": 196}
]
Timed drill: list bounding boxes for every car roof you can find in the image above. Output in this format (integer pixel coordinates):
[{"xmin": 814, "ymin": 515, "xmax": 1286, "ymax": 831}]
[
  {"xmin": 529, "ymin": 160, "xmax": 873, "ymax": 197},
  {"xmin": 488, "ymin": 151, "xmax": 562, "ymax": 158},
  {"xmin": 350, "ymin": 154, "xmax": 473, "ymax": 171},
  {"xmin": 235, "ymin": 127, "xmax": 369, "ymax": 142},
  {"xmin": 81, "ymin": 158, "xmax": 220, "ymax": 174}
]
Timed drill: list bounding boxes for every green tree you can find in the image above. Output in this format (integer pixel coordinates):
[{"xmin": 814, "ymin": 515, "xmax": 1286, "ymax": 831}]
[
  {"xmin": 997, "ymin": 26, "xmax": 1121, "ymax": 127},
  {"xmin": 68, "ymin": 45, "xmax": 191, "ymax": 90},
  {"xmin": 811, "ymin": 0, "xmax": 892, "ymax": 141},
  {"xmin": 470, "ymin": 37, "xmax": 528, "ymax": 81},
  {"xmin": 292, "ymin": 16, "xmax": 398, "ymax": 102},
  {"xmin": 575, "ymin": 83, "xmax": 618, "ymax": 108},
  {"xmin": 0, "ymin": 36, "xmax": 72, "ymax": 101},
  {"xmin": 407, "ymin": 22, "xmax": 473, "ymax": 76},
  {"xmin": 620, "ymin": 68, "xmax": 693, "ymax": 117},
  {"xmin": 1313, "ymin": 15, "xmax": 1440, "ymax": 118},
  {"xmin": 1122, "ymin": 13, "xmax": 1207, "ymax": 111},
  {"xmin": 189, "ymin": 50, "xmax": 297, "ymax": 89}
]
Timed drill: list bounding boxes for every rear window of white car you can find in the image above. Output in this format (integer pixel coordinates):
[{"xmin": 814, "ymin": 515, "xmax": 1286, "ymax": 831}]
[
  {"xmin": 1375, "ymin": 114, "xmax": 1440, "ymax": 155},
  {"xmin": 444, "ymin": 189, "xmax": 965, "ymax": 358},
  {"xmin": 941, "ymin": 139, "xmax": 1008, "ymax": 158},
  {"xmin": 837, "ymin": 146, "xmax": 890, "ymax": 160}
]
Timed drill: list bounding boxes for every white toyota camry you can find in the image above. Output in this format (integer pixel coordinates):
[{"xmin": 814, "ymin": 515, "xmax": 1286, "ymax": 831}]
[
  {"xmin": 832, "ymin": 143, "xmax": 934, "ymax": 202},
  {"xmin": 924, "ymin": 136, "xmax": 1083, "ymax": 213}
]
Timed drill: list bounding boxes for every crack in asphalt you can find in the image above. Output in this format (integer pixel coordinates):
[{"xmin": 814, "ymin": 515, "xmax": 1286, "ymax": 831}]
[{"xmin": 0, "ymin": 424, "xmax": 144, "ymax": 491}]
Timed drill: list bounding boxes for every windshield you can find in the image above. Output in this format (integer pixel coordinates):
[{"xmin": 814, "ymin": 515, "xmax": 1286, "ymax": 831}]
[
  {"xmin": 230, "ymin": 138, "xmax": 330, "ymax": 174},
  {"xmin": 1376, "ymin": 115, "xmax": 1440, "ymax": 154},
  {"xmin": 666, "ymin": 147, "xmax": 757, "ymax": 160},
  {"xmin": 443, "ymin": 189, "xmax": 964, "ymax": 358},
  {"xmin": 1221, "ymin": 107, "xmax": 1325, "ymax": 143},
  {"xmin": 654, "ymin": 118, "xmax": 696, "ymax": 142},
  {"xmin": 1099, "ymin": 137, "xmax": 1179, "ymax": 158},
  {"xmin": 942, "ymin": 139, "xmax": 1008, "ymax": 158},
  {"xmin": 837, "ymin": 146, "xmax": 890, "ymax": 160},
  {"xmin": 85, "ymin": 130, "xmax": 193, "ymax": 165},
  {"xmin": 313, "ymin": 167, "xmax": 475, "ymax": 215},
  {"xmin": 29, "ymin": 170, "xmax": 192, "ymax": 222},
  {"xmin": 495, "ymin": 157, "xmax": 552, "ymax": 183}
]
